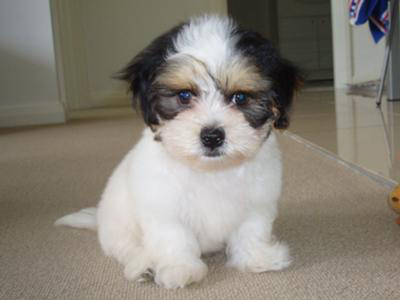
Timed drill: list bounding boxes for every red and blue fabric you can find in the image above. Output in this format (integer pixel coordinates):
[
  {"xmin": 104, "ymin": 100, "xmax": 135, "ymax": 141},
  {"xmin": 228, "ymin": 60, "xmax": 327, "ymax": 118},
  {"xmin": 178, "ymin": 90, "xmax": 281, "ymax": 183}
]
[{"xmin": 349, "ymin": 0, "xmax": 389, "ymax": 43}]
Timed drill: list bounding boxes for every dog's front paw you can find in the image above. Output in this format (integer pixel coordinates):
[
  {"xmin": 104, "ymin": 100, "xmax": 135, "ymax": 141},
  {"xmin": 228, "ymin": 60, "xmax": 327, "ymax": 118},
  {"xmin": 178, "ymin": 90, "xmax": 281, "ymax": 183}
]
[
  {"xmin": 154, "ymin": 259, "xmax": 207, "ymax": 289},
  {"xmin": 124, "ymin": 255, "xmax": 151, "ymax": 282},
  {"xmin": 228, "ymin": 241, "xmax": 291, "ymax": 273}
]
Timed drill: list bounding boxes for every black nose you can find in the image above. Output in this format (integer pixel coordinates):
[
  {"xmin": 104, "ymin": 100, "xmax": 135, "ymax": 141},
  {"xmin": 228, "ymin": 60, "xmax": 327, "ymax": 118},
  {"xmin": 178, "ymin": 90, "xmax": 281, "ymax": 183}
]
[{"xmin": 200, "ymin": 127, "xmax": 225, "ymax": 150}]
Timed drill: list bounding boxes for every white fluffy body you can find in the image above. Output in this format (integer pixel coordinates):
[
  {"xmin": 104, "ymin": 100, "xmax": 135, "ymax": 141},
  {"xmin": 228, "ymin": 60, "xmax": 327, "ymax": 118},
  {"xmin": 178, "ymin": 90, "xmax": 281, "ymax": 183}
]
[{"xmin": 56, "ymin": 15, "xmax": 292, "ymax": 289}]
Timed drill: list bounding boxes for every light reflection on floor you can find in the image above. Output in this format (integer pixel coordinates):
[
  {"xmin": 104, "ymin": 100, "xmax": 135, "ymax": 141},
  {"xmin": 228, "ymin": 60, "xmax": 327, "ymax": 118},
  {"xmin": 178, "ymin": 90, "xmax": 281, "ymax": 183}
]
[{"xmin": 290, "ymin": 88, "xmax": 400, "ymax": 183}]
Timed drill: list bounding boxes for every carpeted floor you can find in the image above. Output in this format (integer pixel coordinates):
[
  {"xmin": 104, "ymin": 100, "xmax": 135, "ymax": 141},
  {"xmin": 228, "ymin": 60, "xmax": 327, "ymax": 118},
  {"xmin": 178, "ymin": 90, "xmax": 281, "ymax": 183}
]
[{"xmin": 1, "ymin": 115, "xmax": 399, "ymax": 299}]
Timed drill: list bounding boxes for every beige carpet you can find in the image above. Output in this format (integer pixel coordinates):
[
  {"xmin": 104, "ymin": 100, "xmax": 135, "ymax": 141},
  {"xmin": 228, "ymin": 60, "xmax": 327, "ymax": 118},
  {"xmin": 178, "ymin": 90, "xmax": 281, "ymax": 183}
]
[{"xmin": 1, "ymin": 115, "xmax": 399, "ymax": 300}]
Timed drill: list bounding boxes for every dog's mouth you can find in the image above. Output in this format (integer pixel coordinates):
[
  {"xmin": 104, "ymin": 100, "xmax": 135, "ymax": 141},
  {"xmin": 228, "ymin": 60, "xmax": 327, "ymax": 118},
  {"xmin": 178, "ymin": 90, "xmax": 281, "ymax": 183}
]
[{"xmin": 203, "ymin": 149, "xmax": 224, "ymax": 158}]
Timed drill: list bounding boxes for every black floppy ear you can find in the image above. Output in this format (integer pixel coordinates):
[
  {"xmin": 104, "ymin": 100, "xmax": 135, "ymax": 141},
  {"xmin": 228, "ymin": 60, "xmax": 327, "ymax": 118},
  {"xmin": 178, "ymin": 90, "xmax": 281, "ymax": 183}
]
[
  {"xmin": 115, "ymin": 24, "xmax": 183, "ymax": 126},
  {"xmin": 270, "ymin": 59, "xmax": 303, "ymax": 129},
  {"xmin": 234, "ymin": 28, "xmax": 303, "ymax": 129}
]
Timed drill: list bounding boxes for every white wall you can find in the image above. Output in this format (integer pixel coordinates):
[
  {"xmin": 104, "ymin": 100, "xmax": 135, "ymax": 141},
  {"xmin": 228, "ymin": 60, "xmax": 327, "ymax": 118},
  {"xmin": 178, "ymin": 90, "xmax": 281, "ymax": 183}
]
[
  {"xmin": 0, "ymin": 0, "xmax": 65, "ymax": 127},
  {"xmin": 331, "ymin": 1, "xmax": 385, "ymax": 88},
  {"xmin": 352, "ymin": 25, "xmax": 386, "ymax": 83},
  {"xmin": 55, "ymin": 0, "xmax": 227, "ymax": 111}
]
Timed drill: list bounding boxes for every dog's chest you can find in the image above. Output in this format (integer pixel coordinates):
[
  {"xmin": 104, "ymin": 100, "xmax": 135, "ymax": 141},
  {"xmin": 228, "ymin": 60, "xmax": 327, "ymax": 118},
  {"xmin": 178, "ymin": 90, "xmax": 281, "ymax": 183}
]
[{"xmin": 177, "ymin": 169, "xmax": 259, "ymax": 253}]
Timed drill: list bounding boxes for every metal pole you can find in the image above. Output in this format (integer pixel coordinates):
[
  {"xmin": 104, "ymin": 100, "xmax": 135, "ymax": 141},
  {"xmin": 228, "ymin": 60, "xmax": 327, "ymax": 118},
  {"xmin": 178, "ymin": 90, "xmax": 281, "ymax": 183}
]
[{"xmin": 376, "ymin": 0, "xmax": 399, "ymax": 107}]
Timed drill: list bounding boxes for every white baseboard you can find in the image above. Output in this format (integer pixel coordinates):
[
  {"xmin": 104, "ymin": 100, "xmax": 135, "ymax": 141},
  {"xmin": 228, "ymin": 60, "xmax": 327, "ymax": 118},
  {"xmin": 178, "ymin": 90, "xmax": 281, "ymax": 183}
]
[
  {"xmin": 88, "ymin": 90, "xmax": 130, "ymax": 109},
  {"xmin": 70, "ymin": 91, "xmax": 130, "ymax": 110},
  {"xmin": 68, "ymin": 105, "xmax": 134, "ymax": 120},
  {"xmin": 0, "ymin": 101, "xmax": 66, "ymax": 128}
]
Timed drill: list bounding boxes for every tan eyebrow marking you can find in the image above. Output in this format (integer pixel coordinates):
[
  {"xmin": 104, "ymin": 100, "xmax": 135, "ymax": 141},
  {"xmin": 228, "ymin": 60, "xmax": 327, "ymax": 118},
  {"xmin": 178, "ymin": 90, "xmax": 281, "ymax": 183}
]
[
  {"xmin": 155, "ymin": 55, "xmax": 209, "ymax": 94},
  {"xmin": 156, "ymin": 54, "xmax": 270, "ymax": 100},
  {"xmin": 217, "ymin": 58, "xmax": 270, "ymax": 95}
]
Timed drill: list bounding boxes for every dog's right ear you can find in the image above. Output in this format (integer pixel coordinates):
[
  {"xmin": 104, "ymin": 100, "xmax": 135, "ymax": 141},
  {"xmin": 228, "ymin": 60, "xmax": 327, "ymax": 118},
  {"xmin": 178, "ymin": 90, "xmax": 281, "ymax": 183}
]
[{"xmin": 116, "ymin": 24, "xmax": 183, "ymax": 126}]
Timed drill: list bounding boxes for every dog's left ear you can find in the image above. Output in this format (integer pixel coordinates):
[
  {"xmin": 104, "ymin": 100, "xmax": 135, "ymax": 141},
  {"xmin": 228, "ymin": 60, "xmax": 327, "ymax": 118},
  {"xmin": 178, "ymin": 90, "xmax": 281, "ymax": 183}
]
[
  {"xmin": 270, "ymin": 58, "xmax": 303, "ymax": 129},
  {"xmin": 235, "ymin": 29, "xmax": 302, "ymax": 129}
]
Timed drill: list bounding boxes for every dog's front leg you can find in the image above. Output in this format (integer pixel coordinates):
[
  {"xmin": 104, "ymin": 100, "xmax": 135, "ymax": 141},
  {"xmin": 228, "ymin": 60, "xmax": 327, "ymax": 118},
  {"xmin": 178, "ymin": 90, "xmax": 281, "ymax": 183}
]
[
  {"xmin": 143, "ymin": 221, "xmax": 207, "ymax": 288},
  {"xmin": 226, "ymin": 213, "xmax": 291, "ymax": 273}
]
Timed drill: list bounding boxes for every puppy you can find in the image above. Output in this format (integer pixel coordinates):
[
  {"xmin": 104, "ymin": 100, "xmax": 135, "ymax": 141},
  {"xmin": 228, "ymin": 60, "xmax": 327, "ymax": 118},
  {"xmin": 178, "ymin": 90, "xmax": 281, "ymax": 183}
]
[{"xmin": 56, "ymin": 15, "xmax": 300, "ymax": 289}]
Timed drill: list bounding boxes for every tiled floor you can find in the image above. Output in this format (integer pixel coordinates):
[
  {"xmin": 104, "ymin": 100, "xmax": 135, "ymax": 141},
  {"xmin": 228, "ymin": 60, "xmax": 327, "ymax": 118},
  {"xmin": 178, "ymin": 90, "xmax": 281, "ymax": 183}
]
[{"xmin": 290, "ymin": 88, "xmax": 400, "ymax": 183}]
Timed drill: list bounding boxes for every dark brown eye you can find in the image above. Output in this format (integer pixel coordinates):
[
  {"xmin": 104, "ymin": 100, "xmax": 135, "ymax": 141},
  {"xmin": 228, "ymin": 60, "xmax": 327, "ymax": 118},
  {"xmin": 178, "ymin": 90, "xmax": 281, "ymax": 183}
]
[{"xmin": 177, "ymin": 90, "xmax": 193, "ymax": 104}]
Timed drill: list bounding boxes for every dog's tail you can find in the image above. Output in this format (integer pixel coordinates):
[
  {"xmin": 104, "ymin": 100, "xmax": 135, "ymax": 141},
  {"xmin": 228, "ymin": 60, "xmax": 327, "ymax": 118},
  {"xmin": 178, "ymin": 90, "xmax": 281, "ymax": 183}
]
[{"xmin": 54, "ymin": 207, "xmax": 97, "ymax": 230}]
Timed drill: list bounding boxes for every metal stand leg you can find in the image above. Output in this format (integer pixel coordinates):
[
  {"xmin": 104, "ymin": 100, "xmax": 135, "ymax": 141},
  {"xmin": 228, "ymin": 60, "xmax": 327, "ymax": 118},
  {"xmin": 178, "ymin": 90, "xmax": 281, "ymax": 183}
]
[{"xmin": 376, "ymin": 0, "xmax": 399, "ymax": 107}]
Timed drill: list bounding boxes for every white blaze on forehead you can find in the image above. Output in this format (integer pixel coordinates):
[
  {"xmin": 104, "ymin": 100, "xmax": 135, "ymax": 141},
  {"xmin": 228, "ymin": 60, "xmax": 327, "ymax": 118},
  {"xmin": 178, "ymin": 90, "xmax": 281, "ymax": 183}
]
[
  {"xmin": 169, "ymin": 15, "xmax": 238, "ymax": 75},
  {"xmin": 164, "ymin": 16, "xmax": 270, "ymax": 95}
]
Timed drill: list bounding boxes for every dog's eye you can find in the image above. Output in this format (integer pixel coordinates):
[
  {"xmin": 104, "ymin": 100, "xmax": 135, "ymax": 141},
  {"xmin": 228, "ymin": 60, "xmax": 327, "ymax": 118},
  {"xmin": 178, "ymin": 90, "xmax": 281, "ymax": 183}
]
[
  {"xmin": 177, "ymin": 90, "xmax": 193, "ymax": 104},
  {"xmin": 231, "ymin": 92, "xmax": 249, "ymax": 105}
]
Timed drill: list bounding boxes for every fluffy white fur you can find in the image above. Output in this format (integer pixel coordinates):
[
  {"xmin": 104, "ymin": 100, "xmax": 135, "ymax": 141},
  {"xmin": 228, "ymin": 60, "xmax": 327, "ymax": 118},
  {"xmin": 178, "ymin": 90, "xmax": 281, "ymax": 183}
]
[
  {"xmin": 56, "ymin": 15, "xmax": 291, "ymax": 289},
  {"xmin": 56, "ymin": 130, "xmax": 290, "ymax": 287}
]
